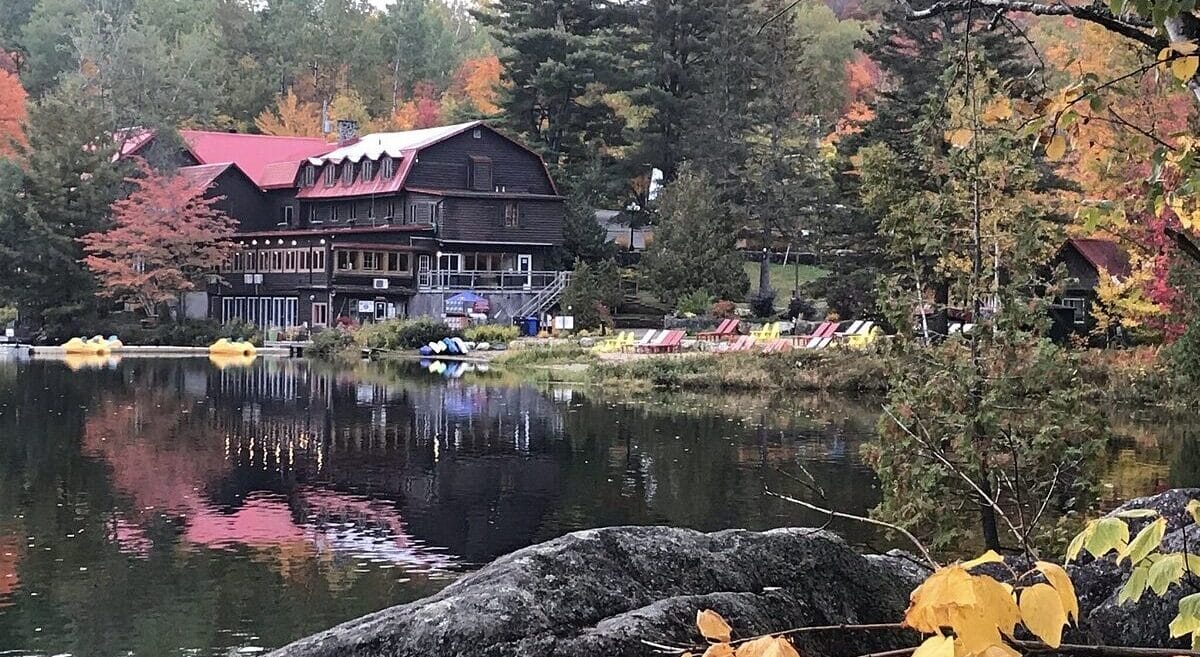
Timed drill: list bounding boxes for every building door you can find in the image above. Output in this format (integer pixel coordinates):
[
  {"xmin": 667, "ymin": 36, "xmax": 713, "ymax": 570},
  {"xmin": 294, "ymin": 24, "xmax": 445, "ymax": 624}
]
[
  {"xmin": 517, "ymin": 254, "xmax": 532, "ymax": 289},
  {"xmin": 375, "ymin": 301, "xmax": 387, "ymax": 321},
  {"xmin": 436, "ymin": 253, "xmax": 460, "ymax": 290}
]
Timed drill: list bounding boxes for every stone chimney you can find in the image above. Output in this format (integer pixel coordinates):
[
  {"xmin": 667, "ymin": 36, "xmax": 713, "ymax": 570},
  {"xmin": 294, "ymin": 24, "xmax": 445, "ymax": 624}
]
[{"xmin": 337, "ymin": 119, "xmax": 359, "ymax": 145}]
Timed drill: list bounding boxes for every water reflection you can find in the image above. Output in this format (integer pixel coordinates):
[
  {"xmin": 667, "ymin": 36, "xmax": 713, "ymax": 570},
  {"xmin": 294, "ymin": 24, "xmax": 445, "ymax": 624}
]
[{"xmin": 2, "ymin": 356, "xmax": 1190, "ymax": 656}]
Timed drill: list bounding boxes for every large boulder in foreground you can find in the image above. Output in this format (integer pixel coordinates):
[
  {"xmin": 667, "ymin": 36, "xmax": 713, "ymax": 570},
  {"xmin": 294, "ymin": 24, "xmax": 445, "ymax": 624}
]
[{"xmin": 267, "ymin": 526, "xmax": 923, "ymax": 657}]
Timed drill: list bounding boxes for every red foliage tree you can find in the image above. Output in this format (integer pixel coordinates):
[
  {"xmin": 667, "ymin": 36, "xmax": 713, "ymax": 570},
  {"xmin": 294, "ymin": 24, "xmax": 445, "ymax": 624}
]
[
  {"xmin": 81, "ymin": 159, "xmax": 238, "ymax": 317},
  {"xmin": 0, "ymin": 68, "xmax": 27, "ymax": 156}
]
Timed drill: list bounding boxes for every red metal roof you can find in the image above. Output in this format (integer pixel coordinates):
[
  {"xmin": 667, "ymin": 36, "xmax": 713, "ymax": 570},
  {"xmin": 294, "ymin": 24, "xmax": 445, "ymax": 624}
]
[
  {"xmin": 234, "ymin": 224, "xmax": 433, "ymax": 239},
  {"xmin": 1067, "ymin": 238, "xmax": 1131, "ymax": 279},
  {"xmin": 176, "ymin": 162, "xmax": 233, "ymax": 196},
  {"xmin": 180, "ymin": 130, "xmax": 332, "ymax": 189}
]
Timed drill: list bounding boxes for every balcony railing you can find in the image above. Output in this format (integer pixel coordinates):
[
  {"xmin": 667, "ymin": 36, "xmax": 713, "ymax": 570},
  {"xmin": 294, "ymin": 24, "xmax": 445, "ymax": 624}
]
[{"xmin": 417, "ymin": 270, "xmax": 564, "ymax": 292}]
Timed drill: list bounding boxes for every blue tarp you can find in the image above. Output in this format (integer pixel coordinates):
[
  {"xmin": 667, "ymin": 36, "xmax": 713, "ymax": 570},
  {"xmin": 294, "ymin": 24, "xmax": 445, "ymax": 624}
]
[{"xmin": 445, "ymin": 292, "xmax": 489, "ymax": 315}]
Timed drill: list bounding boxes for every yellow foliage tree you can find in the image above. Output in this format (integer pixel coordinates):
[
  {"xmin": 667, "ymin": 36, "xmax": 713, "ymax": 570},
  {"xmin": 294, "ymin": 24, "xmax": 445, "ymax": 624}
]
[{"xmin": 254, "ymin": 89, "xmax": 322, "ymax": 137}]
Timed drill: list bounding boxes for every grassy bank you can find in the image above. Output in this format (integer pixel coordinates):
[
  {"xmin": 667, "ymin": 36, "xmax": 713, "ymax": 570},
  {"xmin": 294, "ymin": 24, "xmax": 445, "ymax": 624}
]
[
  {"xmin": 589, "ymin": 351, "xmax": 888, "ymax": 393},
  {"xmin": 743, "ymin": 261, "xmax": 828, "ymax": 294}
]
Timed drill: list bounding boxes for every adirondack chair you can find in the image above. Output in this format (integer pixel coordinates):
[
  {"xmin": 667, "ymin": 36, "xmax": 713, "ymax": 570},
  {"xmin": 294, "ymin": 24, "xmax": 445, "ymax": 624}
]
[
  {"xmin": 594, "ymin": 331, "xmax": 633, "ymax": 352},
  {"xmin": 636, "ymin": 330, "xmax": 670, "ymax": 353},
  {"xmin": 751, "ymin": 322, "xmax": 779, "ymax": 341},
  {"xmin": 722, "ymin": 335, "xmax": 757, "ymax": 352},
  {"xmin": 629, "ymin": 330, "xmax": 661, "ymax": 353},
  {"xmin": 698, "ymin": 319, "xmax": 739, "ymax": 342},
  {"xmin": 835, "ymin": 320, "xmax": 865, "ymax": 342},
  {"xmin": 846, "ymin": 321, "xmax": 881, "ymax": 349},
  {"xmin": 648, "ymin": 330, "xmax": 685, "ymax": 353},
  {"xmin": 804, "ymin": 322, "xmax": 839, "ymax": 350},
  {"xmin": 762, "ymin": 338, "xmax": 792, "ymax": 353}
]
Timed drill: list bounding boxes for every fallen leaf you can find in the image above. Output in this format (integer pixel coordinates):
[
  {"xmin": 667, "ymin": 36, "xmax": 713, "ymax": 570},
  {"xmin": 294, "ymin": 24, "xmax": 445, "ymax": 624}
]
[{"xmin": 697, "ymin": 610, "xmax": 733, "ymax": 643}]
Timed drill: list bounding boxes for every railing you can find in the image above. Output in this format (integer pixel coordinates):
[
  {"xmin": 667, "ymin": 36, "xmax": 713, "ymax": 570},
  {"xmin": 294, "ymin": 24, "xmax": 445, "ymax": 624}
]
[
  {"xmin": 513, "ymin": 271, "xmax": 572, "ymax": 318},
  {"xmin": 417, "ymin": 269, "xmax": 565, "ymax": 292}
]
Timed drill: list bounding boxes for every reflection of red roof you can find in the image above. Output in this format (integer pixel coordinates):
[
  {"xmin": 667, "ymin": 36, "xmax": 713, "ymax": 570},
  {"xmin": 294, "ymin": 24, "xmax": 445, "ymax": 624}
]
[
  {"xmin": 184, "ymin": 494, "xmax": 307, "ymax": 549},
  {"xmin": 177, "ymin": 162, "xmax": 233, "ymax": 196},
  {"xmin": 180, "ymin": 130, "xmax": 332, "ymax": 189},
  {"xmin": 1068, "ymin": 238, "xmax": 1131, "ymax": 279}
]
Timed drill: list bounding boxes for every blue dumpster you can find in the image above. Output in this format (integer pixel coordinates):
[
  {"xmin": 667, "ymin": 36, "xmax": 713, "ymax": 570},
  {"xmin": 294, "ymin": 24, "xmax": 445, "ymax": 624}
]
[{"xmin": 514, "ymin": 316, "xmax": 540, "ymax": 336}]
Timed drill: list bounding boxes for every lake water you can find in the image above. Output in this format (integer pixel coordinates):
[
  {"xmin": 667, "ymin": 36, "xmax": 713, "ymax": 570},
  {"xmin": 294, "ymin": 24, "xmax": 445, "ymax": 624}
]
[{"xmin": 0, "ymin": 355, "xmax": 1195, "ymax": 656}]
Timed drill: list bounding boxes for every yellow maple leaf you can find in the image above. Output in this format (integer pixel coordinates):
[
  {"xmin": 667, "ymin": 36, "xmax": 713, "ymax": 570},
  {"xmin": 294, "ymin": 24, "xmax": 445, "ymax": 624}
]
[
  {"xmin": 1173, "ymin": 55, "xmax": 1200, "ymax": 81},
  {"xmin": 1020, "ymin": 583, "xmax": 1069, "ymax": 648},
  {"xmin": 962, "ymin": 550, "xmax": 1005, "ymax": 570},
  {"xmin": 1035, "ymin": 562, "xmax": 1080, "ymax": 623},
  {"xmin": 945, "ymin": 128, "xmax": 974, "ymax": 148},
  {"xmin": 734, "ymin": 636, "xmax": 800, "ymax": 657},
  {"xmin": 912, "ymin": 635, "xmax": 955, "ymax": 657},
  {"xmin": 697, "ymin": 610, "xmax": 733, "ymax": 643},
  {"xmin": 981, "ymin": 98, "xmax": 1013, "ymax": 124},
  {"xmin": 704, "ymin": 643, "xmax": 735, "ymax": 657},
  {"xmin": 905, "ymin": 566, "xmax": 978, "ymax": 632},
  {"xmin": 1045, "ymin": 135, "xmax": 1068, "ymax": 161}
]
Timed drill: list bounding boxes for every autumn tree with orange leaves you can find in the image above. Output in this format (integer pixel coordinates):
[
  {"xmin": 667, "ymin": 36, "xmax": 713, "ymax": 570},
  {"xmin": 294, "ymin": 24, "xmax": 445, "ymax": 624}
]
[
  {"xmin": 80, "ymin": 159, "xmax": 237, "ymax": 318},
  {"xmin": 0, "ymin": 69, "xmax": 27, "ymax": 157},
  {"xmin": 254, "ymin": 89, "xmax": 322, "ymax": 137}
]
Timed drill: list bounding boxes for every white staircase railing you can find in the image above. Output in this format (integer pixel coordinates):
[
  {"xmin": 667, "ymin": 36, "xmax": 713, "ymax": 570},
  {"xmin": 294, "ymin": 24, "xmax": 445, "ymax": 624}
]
[{"xmin": 512, "ymin": 271, "xmax": 572, "ymax": 319}]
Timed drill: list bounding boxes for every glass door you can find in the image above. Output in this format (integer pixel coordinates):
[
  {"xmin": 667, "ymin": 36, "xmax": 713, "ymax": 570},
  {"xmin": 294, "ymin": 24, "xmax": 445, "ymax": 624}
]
[{"xmin": 517, "ymin": 254, "xmax": 532, "ymax": 289}]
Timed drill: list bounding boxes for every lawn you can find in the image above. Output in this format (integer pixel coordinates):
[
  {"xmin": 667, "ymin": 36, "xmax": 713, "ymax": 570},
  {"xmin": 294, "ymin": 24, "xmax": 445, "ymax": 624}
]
[{"xmin": 744, "ymin": 261, "xmax": 828, "ymax": 294}]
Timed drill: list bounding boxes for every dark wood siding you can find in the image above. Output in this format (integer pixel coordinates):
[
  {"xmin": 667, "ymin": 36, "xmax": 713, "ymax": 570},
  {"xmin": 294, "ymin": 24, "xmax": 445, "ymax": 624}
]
[
  {"xmin": 212, "ymin": 169, "xmax": 271, "ymax": 232},
  {"xmin": 408, "ymin": 128, "xmax": 555, "ymax": 194},
  {"xmin": 1057, "ymin": 245, "xmax": 1100, "ymax": 293},
  {"xmin": 439, "ymin": 198, "xmax": 564, "ymax": 245}
]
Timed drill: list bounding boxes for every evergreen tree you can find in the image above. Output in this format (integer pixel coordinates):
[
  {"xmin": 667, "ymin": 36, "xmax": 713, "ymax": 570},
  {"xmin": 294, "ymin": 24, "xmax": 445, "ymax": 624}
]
[
  {"xmin": 552, "ymin": 192, "xmax": 613, "ymax": 268},
  {"xmin": 635, "ymin": 0, "xmax": 708, "ymax": 184},
  {"xmin": 742, "ymin": 0, "xmax": 828, "ymax": 305},
  {"xmin": 0, "ymin": 79, "xmax": 124, "ymax": 338},
  {"xmin": 475, "ymin": 0, "xmax": 636, "ymax": 199},
  {"xmin": 643, "ymin": 166, "xmax": 748, "ymax": 305},
  {"xmin": 679, "ymin": 0, "xmax": 760, "ymax": 199}
]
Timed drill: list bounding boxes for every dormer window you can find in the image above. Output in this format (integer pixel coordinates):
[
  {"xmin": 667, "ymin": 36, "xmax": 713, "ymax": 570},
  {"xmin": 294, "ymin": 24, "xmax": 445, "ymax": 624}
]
[
  {"xmin": 362, "ymin": 159, "xmax": 374, "ymax": 181},
  {"xmin": 323, "ymin": 165, "xmax": 336, "ymax": 187},
  {"xmin": 302, "ymin": 165, "xmax": 316, "ymax": 187},
  {"xmin": 381, "ymin": 157, "xmax": 394, "ymax": 179},
  {"xmin": 341, "ymin": 162, "xmax": 354, "ymax": 184}
]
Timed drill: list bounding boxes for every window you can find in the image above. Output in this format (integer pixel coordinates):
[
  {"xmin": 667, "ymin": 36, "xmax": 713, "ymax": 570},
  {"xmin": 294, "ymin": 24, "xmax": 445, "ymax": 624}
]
[
  {"xmin": 386, "ymin": 200, "xmax": 395, "ymax": 220},
  {"xmin": 362, "ymin": 160, "xmax": 374, "ymax": 181},
  {"xmin": 312, "ymin": 249, "xmax": 325, "ymax": 272},
  {"xmin": 336, "ymin": 250, "xmax": 356, "ymax": 271},
  {"xmin": 504, "ymin": 202, "xmax": 520, "ymax": 228},
  {"xmin": 409, "ymin": 201, "xmax": 435, "ymax": 224},
  {"xmin": 472, "ymin": 128, "xmax": 482, "ymax": 139},
  {"xmin": 341, "ymin": 162, "xmax": 354, "ymax": 184},
  {"xmin": 469, "ymin": 155, "xmax": 493, "ymax": 191},
  {"xmin": 381, "ymin": 157, "xmax": 394, "ymax": 179},
  {"xmin": 333, "ymin": 204, "xmax": 342, "ymax": 222},
  {"xmin": 257, "ymin": 251, "xmax": 269, "ymax": 271},
  {"xmin": 312, "ymin": 302, "xmax": 329, "ymax": 326},
  {"xmin": 270, "ymin": 250, "xmax": 283, "ymax": 272},
  {"xmin": 281, "ymin": 205, "xmax": 294, "ymax": 226},
  {"xmin": 362, "ymin": 252, "xmax": 380, "ymax": 270},
  {"xmin": 349, "ymin": 203, "xmax": 357, "ymax": 221},
  {"xmin": 386, "ymin": 253, "xmax": 409, "ymax": 273},
  {"xmin": 309, "ymin": 205, "xmax": 321, "ymax": 224},
  {"xmin": 1063, "ymin": 297, "xmax": 1088, "ymax": 324},
  {"xmin": 323, "ymin": 165, "xmax": 336, "ymax": 186},
  {"xmin": 367, "ymin": 200, "xmax": 375, "ymax": 219},
  {"xmin": 284, "ymin": 250, "xmax": 297, "ymax": 272},
  {"xmin": 302, "ymin": 165, "xmax": 316, "ymax": 187},
  {"xmin": 299, "ymin": 250, "xmax": 310, "ymax": 271}
]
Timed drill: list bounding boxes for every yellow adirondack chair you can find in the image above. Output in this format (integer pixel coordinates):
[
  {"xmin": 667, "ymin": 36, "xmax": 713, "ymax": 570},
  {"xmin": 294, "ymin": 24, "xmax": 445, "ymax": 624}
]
[{"xmin": 751, "ymin": 322, "xmax": 779, "ymax": 341}]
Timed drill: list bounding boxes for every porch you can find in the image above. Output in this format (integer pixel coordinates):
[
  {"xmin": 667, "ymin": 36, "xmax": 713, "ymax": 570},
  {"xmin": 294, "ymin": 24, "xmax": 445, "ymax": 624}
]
[{"xmin": 417, "ymin": 269, "xmax": 568, "ymax": 292}]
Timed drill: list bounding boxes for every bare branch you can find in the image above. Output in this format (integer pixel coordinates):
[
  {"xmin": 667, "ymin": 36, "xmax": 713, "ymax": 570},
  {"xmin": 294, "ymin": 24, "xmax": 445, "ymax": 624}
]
[
  {"xmin": 765, "ymin": 488, "xmax": 940, "ymax": 569},
  {"xmin": 901, "ymin": 0, "xmax": 1163, "ymax": 48}
]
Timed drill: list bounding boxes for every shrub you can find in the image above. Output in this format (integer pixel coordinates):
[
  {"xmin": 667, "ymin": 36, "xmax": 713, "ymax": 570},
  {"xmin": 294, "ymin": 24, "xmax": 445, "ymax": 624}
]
[
  {"xmin": 464, "ymin": 324, "xmax": 519, "ymax": 343},
  {"xmin": 710, "ymin": 300, "xmax": 737, "ymax": 319},
  {"xmin": 748, "ymin": 290, "xmax": 776, "ymax": 318},
  {"xmin": 216, "ymin": 319, "xmax": 263, "ymax": 345},
  {"xmin": 357, "ymin": 317, "xmax": 457, "ymax": 351},
  {"xmin": 308, "ymin": 327, "xmax": 356, "ymax": 359},
  {"xmin": 786, "ymin": 295, "xmax": 817, "ymax": 321},
  {"xmin": 675, "ymin": 290, "xmax": 712, "ymax": 317}
]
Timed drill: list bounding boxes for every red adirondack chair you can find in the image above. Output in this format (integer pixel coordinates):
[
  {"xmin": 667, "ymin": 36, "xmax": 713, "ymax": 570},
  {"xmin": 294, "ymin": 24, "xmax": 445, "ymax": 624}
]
[{"xmin": 698, "ymin": 318, "xmax": 739, "ymax": 342}]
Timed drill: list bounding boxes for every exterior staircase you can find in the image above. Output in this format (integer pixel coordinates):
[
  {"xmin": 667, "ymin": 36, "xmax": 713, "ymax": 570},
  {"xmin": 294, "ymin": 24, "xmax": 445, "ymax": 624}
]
[{"xmin": 513, "ymin": 271, "xmax": 572, "ymax": 319}]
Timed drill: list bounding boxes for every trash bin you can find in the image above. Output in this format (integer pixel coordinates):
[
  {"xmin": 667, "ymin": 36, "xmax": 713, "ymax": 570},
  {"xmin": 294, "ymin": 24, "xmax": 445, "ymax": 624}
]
[{"xmin": 514, "ymin": 316, "xmax": 540, "ymax": 336}]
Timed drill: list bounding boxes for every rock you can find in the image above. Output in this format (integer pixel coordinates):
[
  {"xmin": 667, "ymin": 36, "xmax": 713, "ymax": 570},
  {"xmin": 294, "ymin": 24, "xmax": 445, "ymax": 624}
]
[
  {"xmin": 1060, "ymin": 489, "xmax": 1200, "ymax": 647},
  {"xmin": 477, "ymin": 342, "xmax": 491, "ymax": 351},
  {"xmin": 267, "ymin": 526, "xmax": 923, "ymax": 657},
  {"xmin": 578, "ymin": 337, "xmax": 595, "ymax": 348},
  {"xmin": 491, "ymin": 342, "xmax": 508, "ymax": 351}
]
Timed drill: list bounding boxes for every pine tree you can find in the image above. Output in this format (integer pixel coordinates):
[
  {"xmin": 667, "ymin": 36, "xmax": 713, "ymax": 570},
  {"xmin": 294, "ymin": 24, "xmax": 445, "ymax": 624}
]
[
  {"xmin": 643, "ymin": 165, "xmax": 748, "ymax": 305},
  {"xmin": 475, "ymin": 0, "xmax": 637, "ymax": 199},
  {"xmin": 0, "ymin": 78, "xmax": 124, "ymax": 339}
]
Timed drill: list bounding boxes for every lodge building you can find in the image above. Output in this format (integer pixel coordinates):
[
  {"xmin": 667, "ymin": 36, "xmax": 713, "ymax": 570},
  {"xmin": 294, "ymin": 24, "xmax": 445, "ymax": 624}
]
[{"xmin": 124, "ymin": 121, "xmax": 567, "ymax": 330}]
